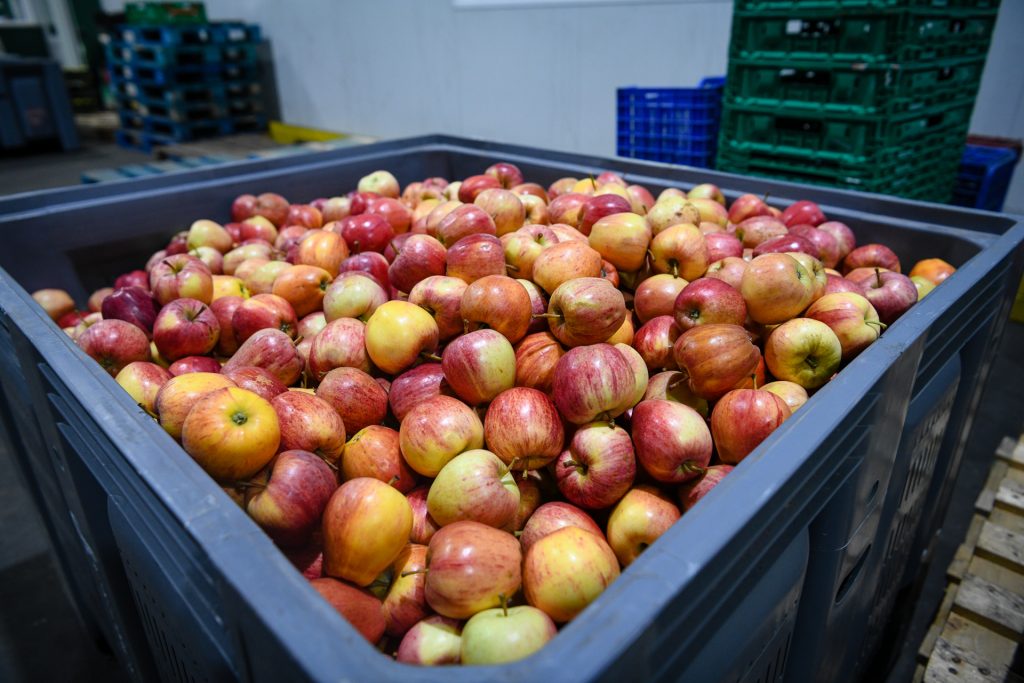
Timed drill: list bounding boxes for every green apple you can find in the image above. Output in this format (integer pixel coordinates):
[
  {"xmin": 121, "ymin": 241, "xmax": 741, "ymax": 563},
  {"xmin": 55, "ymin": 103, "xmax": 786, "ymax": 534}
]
[{"xmin": 460, "ymin": 605, "xmax": 557, "ymax": 665}]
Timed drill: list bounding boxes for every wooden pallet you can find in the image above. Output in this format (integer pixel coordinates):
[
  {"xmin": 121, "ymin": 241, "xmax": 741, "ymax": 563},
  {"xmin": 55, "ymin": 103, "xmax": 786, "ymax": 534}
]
[{"xmin": 916, "ymin": 435, "xmax": 1024, "ymax": 682}]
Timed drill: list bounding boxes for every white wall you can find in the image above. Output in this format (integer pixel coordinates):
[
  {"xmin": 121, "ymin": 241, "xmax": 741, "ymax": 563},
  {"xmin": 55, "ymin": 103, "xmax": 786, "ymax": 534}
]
[{"xmin": 101, "ymin": 0, "xmax": 1023, "ymax": 212}]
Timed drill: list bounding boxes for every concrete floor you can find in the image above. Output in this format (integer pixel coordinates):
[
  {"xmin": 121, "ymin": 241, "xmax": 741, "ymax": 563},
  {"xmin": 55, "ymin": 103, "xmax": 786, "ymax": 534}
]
[{"xmin": 0, "ymin": 141, "xmax": 1021, "ymax": 682}]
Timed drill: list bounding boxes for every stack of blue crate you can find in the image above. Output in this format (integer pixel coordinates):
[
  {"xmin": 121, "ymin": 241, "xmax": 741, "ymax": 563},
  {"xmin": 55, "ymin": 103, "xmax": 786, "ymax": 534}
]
[{"xmin": 105, "ymin": 21, "xmax": 267, "ymax": 151}]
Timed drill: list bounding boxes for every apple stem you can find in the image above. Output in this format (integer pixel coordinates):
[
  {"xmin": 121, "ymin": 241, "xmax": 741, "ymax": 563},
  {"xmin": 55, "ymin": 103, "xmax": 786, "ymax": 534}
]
[
  {"xmin": 388, "ymin": 240, "xmax": 400, "ymax": 256},
  {"xmin": 532, "ymin": 313, "xmax": 561, "ymax": 319},
  {"xmin": 232, "ymin": 480, "xmax": 266, "ymax": 490},
  {"xmin": 751, "ymin": 373, "xmax": 758, "ymax": 391},
  {"xmin": 513, "ymin": 529, "xmax": 523, "ymax": 538},
  {"xmin": 875, "ymin": 267, "xmax": 883, "ymax": 289},
  {"xmin": 762, "ymin": 192, "xmax": 771, "ymax": 204},
  {"xmin": 505, "ymin": 263, "xmax": 519, "ymax": 272},
  {"xmin": 499, "ymin": 593, "xmax": 509, "ymax": 617},
  {"xmin": 865, "ymin": 320, "xmax": 888, "ymax": 330},
  {"xmin": 420, "ymin": 352, "xmax": 443, "ymax": 362},
  {"xmin": 293, "ymin": 335, "xmax": 304, "ymax": 347},
  {"xmin": 387, "ymin": 474, "xmax": 400, "ymax": 487},
  {"xmin": 671, "ymin": 262, "xmax": 679, "ymax": 279},
  {"xmin": 508, "ymin": 457, "xmax": 522, "ymax": 472},
  {"xmin": 681, "ymin": 461, "xmax": 707, "ymax": 476}
]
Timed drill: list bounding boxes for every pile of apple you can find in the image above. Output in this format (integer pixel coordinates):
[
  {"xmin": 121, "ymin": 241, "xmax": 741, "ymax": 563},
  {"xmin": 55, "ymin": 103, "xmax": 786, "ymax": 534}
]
[{"xmin": 31, "ymin": 163, "xmax": 956, "ymax": 666}]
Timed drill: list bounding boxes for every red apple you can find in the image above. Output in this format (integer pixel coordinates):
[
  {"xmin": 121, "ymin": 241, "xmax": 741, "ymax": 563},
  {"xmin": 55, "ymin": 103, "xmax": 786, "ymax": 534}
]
[
  {"xmin": 857, "ymin": 269, "xmax": 918, "ymax": 325},
  {"xmin": 180, "ymin": 387, "xmax": 280, "ymax": 480},
  {"xmin": 483, "ymin": 387, "xmax": 564, "ymax": 470},
  {"xmin": 649, "ymin": 223, "xmax": 709, "ymax": 280},
  {"xmin": 151, "ymin": 298, "xmax": 219, "ymax": 362},
  {"xmin": 673, "ymin": 277, "xmax": 747, "ymax": 330},
  {"xmin": 782, "ymin": 200, "xmax": 826, "ymax": 228},
  {"xmin": 388, "ymin": 234, "xmax": 447, "ymax": 293},
  {"xmin": 272, "ymin": 391, "xmax": 347, "ymax": 464},
  {"xmin": 520, "ymin": 502, "xmax": 604, "ymax": 552},
  {"xmin": 222, "ymin": 365, "xmax": 288, "ymax": 403},
  {"xmin": 442, "ymin": 329, "xmax": 516, "ymax": 405},
  {"xmin": 425, "ymin": 521, "xmax": 521, "ymax": 619},
  {"xmin": 343, "ymin": 425, "xmax": 418, "ymax": 493},
  {"xmin": 728, "ymin": 193, "xmax": 772, "ymax": 224},
  {"xmin": 740, "ymin": 253, "xmax": 815, "ymax": 324},
  {"xmin": 458, "ymin": 174, "xmax": 502, "ymax": 203},
  {"xmin": 606, "ymin": 485, "xmax": 681, "ymax": 567},
  {"xmin": 547, "ymin": 193, "xmax": 589, "ymax": 228},
  {"xmin": 733, "ymin": 216, "xmax": 788, "ymax": 249},
  {"xmin": 513, "ymin": 332, "xmax": 565, "ymax": 394},
  {"xmin": 168, "ymin": 356, "xmax": 221, "ymax": 376},
  {"xmin": 149, "ymin": 254, "xmax": 213, "ymax": 305},
  {"xmin": 706, "ymin": 256, "xmax": 747, "ymax": 290},
  {"xmin": 523, "ymin": 526, "xmax": 618, "ymax": 623},
  {"xmin": 634, "ymin": 274, "xmax": 689, "ymax": 324},
  {"xmin": 555, "ymin": 422, "xmax": 635, "ymax": 509},
  {"xmin": 399, "ymin": 395, "xmax": 484, "ymax": 477},
  {"xmin": 673, "ymin": 323, "xmax": 760, "ymax": 400},
  {"xmin": 396, "ymin": 615, "xmax": 462, "ymax": 665},
  {"xmin": 485, "ymin": 162, "xmax": 525, "ymax": 189},
  {"xmin": 310, "ymin": 578, "xmax": 386, "ymax": 644},
  {"xmin": 579, "ymin": 194, "xmax": 633, "ymax": 236},
  {"xmin": 531, "ymin": 240, "xmax": 603, "ymax": 294},
  {"xmin": 589, "ymin": 212, "xmax": 651, "ymax": 273},
  {"xmin": 222, "ymin": 328, "xmax": 304, "ymax": 386},
  {"xmin": 552, "ymin": 343, "xmax": 635, "ymax": 424},
  {"xmin": 446, "ymin": 233, "xmax": 506, "ymax": 284},
  {"xmin": 247, "ymin": 449, "xmax": 337, "ymax": 546},
  {"xmin": 678, "ymin": 465, "xmax": 734, "ymax": 511},
  {"xmin": 364, "ymin": 300, "xmax": 439, "ymax": 375},
  {"xmin": 711, "ymin": 388, "xmax": 791, "ymax": 464},
  {"xmin": 633, "ymin": 316, "xmax": 680, "ymax": 372},
  {"xmin": 461, "ymin": 275, "xmax": 532, "ymax": 343},
  {"xmin": 705, "ymin": 231, "xmax": 744, "ymax": 263},
  {"xmin": 843, "ymin": 243, "xmax": 901, "ymax": 274},
  {"xmin": 307, "ymin": 317, "xmax": 371, "ymax": 380},
  {"xmin": 316, "ymin": 366, "xmax": 388, "ymax": 436},
  {"xmin": 389, "ymin": 363, "xmax": 449, "ymax": 422},
  {"xmin": 427, "ymin": 449, "xmax": 519, "ymax": 528},
  {"xmin": 115, "ymin": 361, "xmax": 172, "ymax": 415},
  {"xmin": 544, "ymin": 277, "xmax": 626, "ymax": 347},
  {"xmin": 631, "ymin": 399, "xmax": 713, "ymax": 483}
]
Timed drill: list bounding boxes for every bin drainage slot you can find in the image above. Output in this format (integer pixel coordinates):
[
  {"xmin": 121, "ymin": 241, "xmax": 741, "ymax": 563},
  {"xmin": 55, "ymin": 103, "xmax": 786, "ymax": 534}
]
[
  {"xmin": 835, "ymin": 544, "xmax": 871, "ymax": 605},
  {"xmin": 867, "ymin": 479, "xmax": 879, "ymax": 507}
]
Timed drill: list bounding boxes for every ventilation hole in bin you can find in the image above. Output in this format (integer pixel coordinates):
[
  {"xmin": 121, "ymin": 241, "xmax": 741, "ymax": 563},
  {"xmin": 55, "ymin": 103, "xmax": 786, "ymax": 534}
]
[
  {"xmin": 867, "ymin": 479, "xmax": 879, "ymax": 506},
  {"xmin": 835, "ymin": 544, "xmax": 871, "ymax": 605}
]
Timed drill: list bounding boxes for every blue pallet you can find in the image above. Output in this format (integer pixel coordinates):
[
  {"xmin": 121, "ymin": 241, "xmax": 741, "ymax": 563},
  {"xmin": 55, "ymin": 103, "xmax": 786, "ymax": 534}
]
[
  {"xmin": 118, "ymin": 110, "xmax": 233, "ymax": 138},
  {"xmin": 105, "ymin": 41, "xmax": 258, "ymax": 70},
  {"xmin": 110, "ymin": 78, "xmax": 262, "ymax": 106},
  {"xmin": 616, "ymin": 77, "xmax": 726, "ymax": 168},
  {"xmin": 952, "ymin": 144, "xmax": 1019, "ymax": 212},
  {"xmin": 111, "ymin": 22, "xmax": 261, "ymax": 47},
  {"xmin": 117, "ymin": 93, "xmax": 264, "ymax": 123},
  {"xmin": 108, "ymin": 60, "xmax": 259, "ymax": 86}
]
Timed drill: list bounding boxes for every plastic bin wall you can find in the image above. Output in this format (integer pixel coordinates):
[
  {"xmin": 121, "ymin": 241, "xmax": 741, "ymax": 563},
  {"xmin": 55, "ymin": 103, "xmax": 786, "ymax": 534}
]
[{"xmin": 1, "ymin": 136, "xmax": 1022, "ymax": 683}]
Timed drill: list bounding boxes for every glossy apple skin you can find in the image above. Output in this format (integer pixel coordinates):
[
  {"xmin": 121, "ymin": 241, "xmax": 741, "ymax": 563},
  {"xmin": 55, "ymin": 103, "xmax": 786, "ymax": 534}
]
[
  {"xmin": 764, "ymin": 318, "xmax": 843, "ymax": 389},
  {"xmin": 339, "ymin": 251, "xmax": 391, "ymax": 290},
  {"xmin": 342, "ymin": 425, "xmax": 418, "ymax": 493},
  {"xmin": 446, "ymin": 233, "xmax": 506, "ymax": 284},
  {"xmin": 520, "ymin": 502, "xmax": 604, "ymax": 552},
  {"xmin": 271, "ymin": 264, "xmax": 332, "ymax": 318},
  {"xmin": 519, "ymin": 278, "xmax": 550, "ymax": 334},
  {"xmin": 77, "ymin": 319, "xmax": 152, "ymax": 377},
  {"xmin": 705, "ymin": 231, "xmax": 744, "ymax": 263},
  {"xmin": 547, "ymin": 192, "xmax": 589, "ymax": 228},
  {"xmin": 323, "ymin": 477, "xmax": 413, "ymax": 586},
  {"xmin": 483, "ymin": 387, "xmax": 565, "ymax": 470},
  {"xmin": 247, "ymin": 449, "xmax": 337, "ymax": 547},
  {"xmin": 367, "ymin": 197, "xmax": 413, "ymax": 234},
  {"xmin": 858, "ymin": 270, "xmax": 918, "ymax": 325},
  {"xmin": 432, "ymin": 204, "xmax": 498, "ymax": 247},
  {"xmin": 408, "ymin": 275, "xmax": 468, "ymax": 341},
  {"xmin": 552, "ymin": 343, "xmax": 635, "ymax": 424},
  {"xmin": 531, "ymin": 240, "xmax": 603, "ymax": 294},
  {"xmin": 825, "ymin": 273, "xmax": 865, "ymax": 296},
  {"xmin": 513, "ymin": 332, "xmax": 565, "ymax": 395},
  {"xmin": 740, "ymin": 253, "xmax": 815, "ymax": 325},
  {"xmin": 674, "ymin": 277, "xmax": 747, "ymax": 331},
  {"xmin": 473, "ymin": 189, "xmax": 525, "ymax": 236},
  {"xmin": 805, "ymin": 292, "xmax": 881, "ymax": 362},
  {"xmin": 606, "ymin": 485, "xmax": 681, "ymax": 567},
  {"xmin": 358, "ymin": 169, "xmax": 400, "ymax": 198},
  {"xmin": 441, "ymin": 329, "xmax": 516, "ymax": 405},
  {"xmin": 187, "ymin": 219, "xmax": 233, "ymax": 254},
  {"xmin": 790, "ymin": 225, "xmax": 841, "ymax": 269},
  {"xmin": 294, "ymin": 229, "xmax": 350, "ymax": 277},
  {"xmin": 909, "ymin": 258, "xmax": 955, "ymax": 285},
  {"xmin": 762, "ymin": 381, "xmax": 809, "ymax": 413},
  {"xmin": 649, "ymin": 223, "xmax": 709, "ymax": 281},
  {"xmin": 232, "ymin": 293, "xmax": 297, "ymax": 344},
  {"xmin": 181, "ymin": 387, "xmax": 280, "ymax": 481},
  {"xmin": 461, "ymin": 275, "xmax": 532, "ymax": 343},
  {"xmin": 308, "ymin": 317, "xmax": 371, "ymax": 380},
  {"xmin": 458, "ymin": 174, "xmax": 502, "ymax": 203},
  {"xmin": 115, "ymin": 361, "xmax": 172, "ymax": 415},
  {"xmin": 320, "ymin": 272, "xmax": 386, "ymax": 323},
  {"xmin": 633, "ymin": 316, "xmax": 680, "ymax": 372},
  {"xmin": 502, "ymin": 225, "xmax": 557, "ymax": 282},
  {"xmin": 781, "ymin": 200, "xmax": 826, "ymax": 228},
  {"xmin": 711, "ymin": 388, "xmax": 791, "ymax": 464},
  {"xmin": 149, "ymin": 254, "xmax": 214, "ymax": 305},
  {"xmin": 752, "ymin": 234, "xmax": 819, "ymax": 260},
  {"xmin": 399, "ymin": 395, "xmax": 485, "ymax": 477},
  {"xmin": 631, "ymin": 399, "xmax": 713, "ymax": 483},
  {"xmin": 310, "ymin": 577, "xmax": 386, "ymax": 644},
  {"xmin": 33, "ymin": 288, "xmax": 76, "ymax": 321},
  {"xmin": 556, "ymin": 422, "xmax": 635, "ymax": 509},
  {"xmin": 728, "ymin": 193, "xmax": 772, "ymax": 225},
  {"xmin": 364, "ymin": 300, "xmax": 439, "ymax": 375},
  {"xmin": 425, "ymin": 521, "xmax": 522, "ymax": 619},
  {"xmin": 101, "ymin": 286, "xmax": 159, "ymax": 336},
  {"xmin": 381, "ymin": 543, "xmax": 430, "ymax": 638},
  {"xmin": 673, "ymin": 323, "xmax": 761, "ymax": 401},
  {"xmin": 547, "ymin": 277, "xmax": 627, "ymax": 347},
  {"xmin": 460, "ymin": 605, "xmax": 557, "ymax": 665},
  {"xmin": 843, "ymin": 243, "xmax": 901, "ymax": 274},
  {"xmin": 387, "ymin": 234, "xmax": 447, "ymax": 293},
  {"xmin": 389, "ymin": 363, "xmax": 448, "ymax": 422},
  {"xmin": 589, "ymin": 212, "xmax": 652, "ymax": 273},
  {"xmin": 222, "ymin": 365, "xmax": 287, "ymax": 403},
  {"xmin": 407, "ymin": 486, "xmax": 441, "ymax": 545},
  {"xmin": 486, "ymin": 162, "xmax": 525, "ymax": 189},
  {"xmin": 678, "ymin": 465, "xmax": 734, "ymax": 512},
  {"xmin": 168, "ymin": 355, "xmax": 221, "ymax": 376},
  {"xmin": 579, "ymin": 194, "xmax": 633, "ymax": 236},
  {"xmin": 316, "ymin": 367, "xmax": 388, "ymax": 436},
  {"xmin": 396, "ymin": 615, "xmax": 463, "ymax": 665},
  {"xmin": 427, "ymin": 449, "xmax": 519, "ymax": 528},
  {"xmin": 634, "ymin": 275, "xmax": 688, "ymax": 324},
  {"xmin": 222, "ymin": 328, "xmax": 304, "ymax": 386},
  {"xmin": 523, "ymin": 526, "xmax": 619, "ymax": 623},
  {"xmin": 271, "ymin": 391, "xmax": 346, "ymax": 463},
  {"xmin": 706, "ymin": 256, "xmax": 747, "ymax": 290},
  {"xmin": 154, "ymin": 372, "xmax": 236, "ymax": 439}
]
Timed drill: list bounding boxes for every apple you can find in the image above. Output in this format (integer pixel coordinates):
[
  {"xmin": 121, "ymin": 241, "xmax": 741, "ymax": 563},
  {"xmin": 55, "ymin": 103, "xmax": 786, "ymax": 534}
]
[
  {"xmin": 222, "ymin": 365, "xmax": 287, "ymax": 403},
  {"xmin": 816, "ymin": 220, "xmax": 856, "ymax": 260},
  {"xmin": 764, "ymin": 318, "xmax": 842, "ymax": 389},
  {"xmin": 458, "ymin": 174, "xmax": 502, "ymax": 203},
  {"xmin": 180, "ymin": 387, "xmax": 279, "ymax": 480},
  {"xmin": 606, "ymin": 485, "xmax": 681, "ymax": 567},
  {"xmin": 740, "ymin": 253, "xmax": 815, "ymax": 324},
  {"xmin": 483, "ymin": 387, "xmax": 564, "ymax": 470},
  {"xmin": 427, "ymin": 449, "xmax": 519, "ymax": 528},
  {"xmin": 711, "ymin": 387, "xmax": 791, "ymax": 464},
  {"xmin": 646, "ymin": 196, "xmax": 700, "ymax": 236},
  {"xmin": 231, "ymin": 193, "xmax": 287, "ymax": 225},
  {"xmin": 77, "ymin": 318, "xmax": 152, "ymax": 376},
  {"xmin": 399, "ymin": 395, "xmax": 484, "ymax": 477},
  {"xmin": 356, "ymin": 170, "xmax": 399, "ymax": 198},
  {"xmin": 382, "ymin": 544, "xmax": 429, "ymax": 638},
  {"xmin": 634, "ymin": 274, "xmax": 689, "ymax": 324},
  {"xmin": 732, "ymin": 216, "xmax": 788, "ymax": 250},
  {"xmin": 232, "ymin": 293, "xmax": 297, "ymax": 344},
  {"xmin": 520, "ymin": 502, "xmax": 604, "ymax": 552},
  {"xmin": 547, "ymin": 177, "xmax": 578, "ymax": 199},
  {"xmin": 589, "ymin": 212, "xmax": 652, "ymax": 273},
  {"xmin": 396, "ymin": 616, "xmax": 463, "ymax": 665},
  {"xmin": 425, "ymin": 521, "xmax": 522, "ymax": 619},
  {"xmin": 164, "ymin": 231, "xmax": 188, "ymax": 256},
  {"xmin": 186, "ymin": 219, "xmax": 232, "ymax": 254},
  {"xmin": 857, "ymin": 269, "xmax": 918, "ymax": 325},
  {"xmin": 388, "ymin": 234, "xmax": 447, "ymax": 292},
  {"xmin": 523, "ymin": 526, "xmax": 619, "ymax": 623},
  {"xmin": 285, "ymin": 203, "xmax": 323, "ymax": 230},
  {"xmin": 474, "ymin": 189, "xmax": 525, "ymax": 236},
  {"xmin": 115, "ymin": 361, "xmax": 172, "ymax": 415},
  {"xmin": 912, "ymin": 275, "xmax": 936, "ymax": 299},
  {"xmin": 688, "ymin": 183, "xmax": 725, "ymax": 204},
  {"xmin": 211, "ymin": 275, "xmax": 247, "ymax": 301},
  {"xmin": 247, "ymin": 449, "xmax": 337, "ymax": 546},
  {"xmin": 762, "ymin": 380, "xmax": 809, "ymax": 413},
  {"xmin": 519, "ymin": 194, "xmax": 549, "ymax": 225},
  {"xmin": 149, "ymin": 254, "xmax": 213, "ymax": 305},
  {"xmin": 805, "ymin": 292, "xmax": 882, "ymax": 362},
  {"xmin": 316, "ymin": 366, "xmax": 388, "ymax": 435},
  {"xmin": 338, "ymin": 251, "xmax": 391, "ymax": 290},
  {"xmin": 825, "ymin": 273, "xmax": 865, "ymax": 296},
  {"xmin": 505, "ymin": 470, "xmax": 544, "ymax": 532},
  {"xmin": 728, "ymin": 193, "xmax": 772, "ymax": 224},
  {"xmin": 630, "ymin": 399, "xmax": 713, "ymax": 483},
  {"xmin": 843, "ymin": 243, "xmax": 901, "ymax": 274},
  {"xmin": 239, "ymin": 216, "xmax": 279, "ymax": 244},
  {"xmin": 320, "ymin": 197, "xmax": 352, "ymax": 223},
  {"xmin": 404, "ymin": 275, "xmax": 467, "ymax": 341},
  {"xmin": 781, "ymin": 200, "xmax": 826, "ymax": 228},
  {"xmin": 547, "ymin": 192, "xmax": 589, "ymax": 228},
  {"xmin": 649, "ymin": 223, "xmax": 709, "ymax": 281},
  {"xmin": 432, "ymin": 204, "xmax": 497, "ymax": 248},
  {"xmin": 295, "ymin": 229, "xmax": 350, "ymax": 277},
  {"xmin": 57, "ymin": 310, "xmax": 88, "ymax": 329},
  {"xmin": 322, "ymin": 272, "xmax": 387, "ymax": 323},
  {"xmin": 244, "ymin": 260, "xmax": 292, "ymax": 297},
  {"xmin": 502, "ymin": 224, "xmax": 558, "ymax": 281},
  {"xmin": 222, "ymin": 328, "xmax": 304, "ymax": 386},
  {"xmin": 642, "ymin": 370, "xmax": 709, "ymax": 416},
  {"xmin": 673, "ymin": 277, "xmax": 746, "ymax": 331},
  {"xmin": 705, "ymin": 231, "xmax": 744, "ymax": 263},
  {"xmin": 364, "ymin": 300, "xmax": 439, "ymax": 375},
  {"xmin": 446, "ymin": 233, "xmax": 506, "ymax": 284},
  {"xmin": 167, "ymin": 356, "xmax": 221, "ymax": 375},
  {"xmin": 224, "ymin": 243, "xmax": 273, "ymax": 276},
  {"xmin": 518, "ymin": 279, "xmax": 550, "ymax": 334},
  {"xmin": 579, "ymin": 194, "xmax": 633, "ymax": 236},
  {"xmin": 271, "ymin": 391, "xmax": 346, "ymax": 464},
  {"xmin": 909, "ymin": 257, "xmax": 955, "ymax": 285},
  {"xmin": 101, "ymin": 286, "xmax": 159, "ymax": 336},
  {"xmin": 513, "ymin": 331, "xmax": 565, "ymax": 394},
  {"xmin": 441, "ymin": 328, "xmax": 516, "ymax": 405},
  {"xmin": 461, "ymin": 275, "xmax": 532, "ymax": 343},
  {"xmin": 633, "ymin": 316, "xmax": 680, "ymax": 371},
  {"xmin": 323, "ymin": 477, "xmax": 412, "ymax": 586},
  {"xmin": 270, "ymin": 264, "xmax": 331, "ymax": 318},
  {"xmin": 310, "ymin": 578, "xmax": 386, "ymax": 645},
  {"xmin": 544, "ymin": 277, "xmax": 626, "ymax": 347},
  {"xmin": 673, "ymin": 323, "xmax": 760, "ymax": 400},
  {"xmin": 343, "ymin": 425, "xmax": 418, "ymax": 493},
  {"xmin": 485, "ymin": 162, "xmax": 525, "ymax": 189},
  {"xmin": 347, "ymin": 191, "xmax": 380, "ymax": 216},
  {"xmin": 706, "ymin": 256, "xmax": 747, "ymax": 290},
  {"xmin": 789, "ymin": 224, "xmax": 841, "ymax": 269},
  {"xmin": 678, "ymin": 465, "xmax": 734, "ymax": 511},
  {"xmin": 407, "ymin": 485, "xmax": 441, "ymax": 545},
  {"xmin": 460, "ymin": 605, "xmax": 557, "ymax": 665},
  {"xmin": 552, "ymin": 343, "xmax": 635, "ymax": 424},
  {"xmin": 420, "ymin": 200, "xmax": 462, "ymax": 236},
  {"xmin": 367, "ymin": 197, "xmax": 413, "ymax": 234},
  {"xmin": 787, "ymin": 251, "xmax": 828, "ymax": 302},
  {"xmin": 555, "ymin": 422, "xmax": 635, "ymax": 509},
  {"xmin": 752, "ymin": 234, "xmax": 819, "ymax": 260},
  {"xmin": 531, "ymin": 240, "xmax": 603, "ymax": 294},
  {"xmin": 154, "ymin": 372, "xmax": 235, "ymax": 439},
  {"xmin": 307, "ymin": 317, "xmax": 371, "ymax": 380},
  {"xmin": 389, "ymin": 363, "xmax": 448, "ymax": 422},
  {"xmin": 31, "ymin": 288, "xmax": 75, "ymax": 321},
  {"xmin": 687, "ymin": 198, "xmax": 729, "ymax": 228}
]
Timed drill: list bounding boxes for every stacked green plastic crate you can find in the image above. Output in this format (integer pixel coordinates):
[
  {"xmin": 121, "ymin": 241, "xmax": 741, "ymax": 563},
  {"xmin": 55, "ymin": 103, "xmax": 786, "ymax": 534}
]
[{"xmin": 717, "ymin": 0, "xmax": 1001, "ymax": 202}]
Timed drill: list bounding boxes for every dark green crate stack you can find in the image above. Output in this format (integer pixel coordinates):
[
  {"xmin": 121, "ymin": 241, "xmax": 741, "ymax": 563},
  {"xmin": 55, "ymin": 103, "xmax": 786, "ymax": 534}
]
[{"xmin": 717, "ymin": 1, "xmax": 1001, "ymax": 203}]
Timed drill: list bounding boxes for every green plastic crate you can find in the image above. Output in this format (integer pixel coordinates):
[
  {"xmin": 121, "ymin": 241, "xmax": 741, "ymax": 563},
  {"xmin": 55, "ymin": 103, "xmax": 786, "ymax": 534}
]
[
  {"xmin": 725, "ymin": 56, "xmax": 985, "ymax": 116},
  {"xmin": 719, "ymin": 99, "xmax": 974, "ymax": 162},
  {"xmin": 735, "ymin": 0, "xmax": 999, "ymax": 10},
  {"xmin": 125, "ymin": 2, "xmax": 207, "ymax": 25},
  {"xmin": 730, "ymin": 7, "xmax": 998, "ymax": 64}
]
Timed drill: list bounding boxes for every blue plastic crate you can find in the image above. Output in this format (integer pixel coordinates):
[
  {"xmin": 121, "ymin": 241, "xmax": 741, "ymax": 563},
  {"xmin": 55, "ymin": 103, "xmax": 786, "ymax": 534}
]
[
  {"xmin": 616, "ymin": 78, "xmax": 725, "ymax": 168},
  {"xmin": 952, "ymin": 144, "xmax": 1019, "ymax": 212},
  {"xmin": 111, "ymin": 22, "xmax": 261, "ymax": 46}
]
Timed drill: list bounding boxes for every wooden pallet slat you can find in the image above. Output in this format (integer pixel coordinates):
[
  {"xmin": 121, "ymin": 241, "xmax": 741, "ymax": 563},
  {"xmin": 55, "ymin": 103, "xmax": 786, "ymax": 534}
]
[
  {"xmin": 954, "ymin": 573, "xmax": 1024, "ymax": 639},
  {"xmin": 976, "ymin": 521, "xmax": 1024, "ymax": 574},
  {"xmin": 924, "ymin": 637, "xmax": 1008, "ymax": 682}
]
